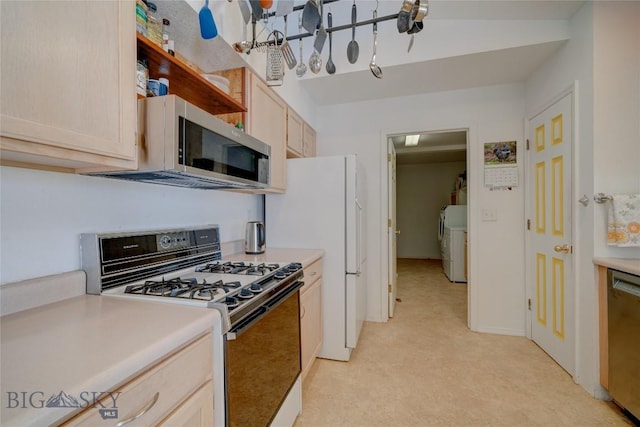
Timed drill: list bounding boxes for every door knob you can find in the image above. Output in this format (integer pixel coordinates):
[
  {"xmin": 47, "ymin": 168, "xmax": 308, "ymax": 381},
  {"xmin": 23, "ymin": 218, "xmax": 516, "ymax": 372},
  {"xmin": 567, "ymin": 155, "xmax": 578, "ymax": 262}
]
[
  {"xmin": 553, "ymin": 244, "xmax": 570, "ymax": 254},
  {"xmin": 395, "ymin": 230, "xmax": 401, "ymax": 235}
]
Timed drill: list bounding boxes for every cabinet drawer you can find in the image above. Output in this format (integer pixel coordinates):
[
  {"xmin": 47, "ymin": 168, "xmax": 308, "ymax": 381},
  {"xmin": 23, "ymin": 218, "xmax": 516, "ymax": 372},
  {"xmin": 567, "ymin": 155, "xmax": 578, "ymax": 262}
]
[
  {"xmin": 64, "ymin": 333, "xmax": 212, "ymax": 426},
  {"xmin": 159, "ymin": 381, "xmax": 213, "ymax": 427},
  {"xmin": 301, "ymin": 258, "xmax": 323, "ymax": 294}
]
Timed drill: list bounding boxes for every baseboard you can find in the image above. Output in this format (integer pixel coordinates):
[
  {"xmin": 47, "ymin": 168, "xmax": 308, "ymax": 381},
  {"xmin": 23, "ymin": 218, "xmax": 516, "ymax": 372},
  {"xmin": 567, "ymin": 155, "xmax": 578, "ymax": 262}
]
[{"xmin": 475, "ymin": 326, "xmax": 526, "ymax": 336}]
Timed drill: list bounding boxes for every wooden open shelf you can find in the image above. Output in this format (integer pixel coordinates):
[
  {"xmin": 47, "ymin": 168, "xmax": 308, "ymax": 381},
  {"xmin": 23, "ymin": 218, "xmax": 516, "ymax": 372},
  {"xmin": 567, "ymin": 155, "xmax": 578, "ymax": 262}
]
[{"xmin": 137, "ymin": 33, "xmax": 246, "ymax": 116}]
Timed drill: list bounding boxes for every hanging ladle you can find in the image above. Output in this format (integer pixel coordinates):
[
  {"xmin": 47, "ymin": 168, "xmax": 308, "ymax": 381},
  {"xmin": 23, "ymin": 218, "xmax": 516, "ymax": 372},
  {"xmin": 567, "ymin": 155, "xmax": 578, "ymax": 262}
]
[{"xmin": 369, "ymin": 9, "xmax": 382, "ymax": 79}]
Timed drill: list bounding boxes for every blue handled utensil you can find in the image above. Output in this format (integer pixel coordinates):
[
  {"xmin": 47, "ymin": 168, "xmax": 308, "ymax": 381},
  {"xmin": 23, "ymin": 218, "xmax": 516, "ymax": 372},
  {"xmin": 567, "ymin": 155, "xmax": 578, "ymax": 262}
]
[{"xmin": 199, "ymin": 0, "xmax": 218, "ymax": 39}]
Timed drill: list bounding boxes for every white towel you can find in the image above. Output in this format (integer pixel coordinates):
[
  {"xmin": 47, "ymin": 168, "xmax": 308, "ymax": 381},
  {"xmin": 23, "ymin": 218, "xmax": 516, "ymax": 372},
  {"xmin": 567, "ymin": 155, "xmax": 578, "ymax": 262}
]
[{"xmin": 607, "ymin": 194, "xmax": 640, "ymax": 247}]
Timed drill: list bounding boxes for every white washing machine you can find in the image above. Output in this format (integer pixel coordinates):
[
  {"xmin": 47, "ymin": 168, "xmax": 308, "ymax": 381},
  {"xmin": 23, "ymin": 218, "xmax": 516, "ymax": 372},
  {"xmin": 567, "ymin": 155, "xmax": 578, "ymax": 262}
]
[{"xmin": 441, "ymin": 225, "xmax": 467, "ymax": 283}]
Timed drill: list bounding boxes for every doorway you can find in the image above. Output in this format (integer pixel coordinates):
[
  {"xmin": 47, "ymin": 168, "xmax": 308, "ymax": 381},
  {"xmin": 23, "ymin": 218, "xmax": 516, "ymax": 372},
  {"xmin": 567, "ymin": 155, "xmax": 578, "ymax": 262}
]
[{"xmin": 386, "ymin": 129, "xmax": 469, "ymax": 320}]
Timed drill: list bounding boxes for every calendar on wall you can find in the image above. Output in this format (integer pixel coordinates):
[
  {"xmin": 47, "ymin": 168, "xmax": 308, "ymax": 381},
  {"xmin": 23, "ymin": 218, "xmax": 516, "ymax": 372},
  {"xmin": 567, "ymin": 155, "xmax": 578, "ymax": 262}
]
[{"xmin": 483, "ymin": 141, "xmax": 518, "ymax": 189}]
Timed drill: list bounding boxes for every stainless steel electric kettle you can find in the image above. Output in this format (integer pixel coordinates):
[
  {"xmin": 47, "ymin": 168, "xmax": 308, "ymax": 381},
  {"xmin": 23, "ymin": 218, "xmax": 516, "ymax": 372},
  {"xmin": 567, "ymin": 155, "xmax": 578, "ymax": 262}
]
[{"xmin": 245, "ymin": 221, "xmax": 266, "ymax": 254}]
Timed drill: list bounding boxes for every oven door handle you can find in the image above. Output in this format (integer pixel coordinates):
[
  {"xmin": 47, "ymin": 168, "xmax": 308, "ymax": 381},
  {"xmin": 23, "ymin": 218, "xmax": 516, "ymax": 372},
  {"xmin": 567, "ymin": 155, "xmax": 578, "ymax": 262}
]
[{"xmin": 226, "ymin": 280, "xmax": 304, "ymax": 340}]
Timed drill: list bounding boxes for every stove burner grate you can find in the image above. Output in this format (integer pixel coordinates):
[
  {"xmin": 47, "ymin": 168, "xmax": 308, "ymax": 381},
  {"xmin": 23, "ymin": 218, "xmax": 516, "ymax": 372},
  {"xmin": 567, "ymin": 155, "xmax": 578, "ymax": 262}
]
[{"xmin": 196, "ymin": 262, "xmax": 280, "ymax": 276}]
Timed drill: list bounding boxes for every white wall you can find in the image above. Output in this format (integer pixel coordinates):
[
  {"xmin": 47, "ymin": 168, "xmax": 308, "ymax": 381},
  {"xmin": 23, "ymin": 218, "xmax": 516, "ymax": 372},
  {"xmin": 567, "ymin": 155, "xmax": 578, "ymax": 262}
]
[
  {"xmin": 524, "ymin": 1, "xmax": 640, "ymax": 398},
  {"xmin": 592, "ymin": 1, "xmax": 640, "ymax": 258},
  {"xmin": 316, "ymin": 83, "xmax": 526, "ymax": 335},
  {"xmin": 0, "ymin": 166, "xmax": 262, "ymax": 284},
  {"xmin": 396, "ymin": 161, "xmax": 465, "ymax": 259}
]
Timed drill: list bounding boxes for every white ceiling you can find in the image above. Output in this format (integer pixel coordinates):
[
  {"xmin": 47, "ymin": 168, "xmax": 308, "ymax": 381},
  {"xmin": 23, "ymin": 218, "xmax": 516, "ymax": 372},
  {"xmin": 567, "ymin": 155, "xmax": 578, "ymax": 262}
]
[
  {"xmin": 391, "ymin": 130, "xmax": 467, "ymax": 164},
  {"xmin": 291, "ymin": 0, "xmax": 583, "ymax": 163},
  {"xmin": 295, "ymin": 0, "xmax": 583, "ymax": 106}
]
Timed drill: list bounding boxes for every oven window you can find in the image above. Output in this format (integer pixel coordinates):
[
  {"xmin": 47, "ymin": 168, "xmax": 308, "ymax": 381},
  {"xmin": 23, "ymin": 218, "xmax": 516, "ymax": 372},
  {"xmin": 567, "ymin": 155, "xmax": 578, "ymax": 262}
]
[
  {"xmin": 179, "ymin": 117, "xmax": 268, "ymax": 184},
  {"xmin": 226, "ymin": 292, "xmax": 301, "ymax": 427}
]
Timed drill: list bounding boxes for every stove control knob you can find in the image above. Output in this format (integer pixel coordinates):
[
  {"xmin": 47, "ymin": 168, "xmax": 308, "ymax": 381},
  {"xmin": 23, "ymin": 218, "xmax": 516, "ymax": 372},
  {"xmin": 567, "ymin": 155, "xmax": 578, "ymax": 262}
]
[
  {"xmin": 159, "ymin": 235, "xmax": 172, "ymax": 249},
  {"xmin": 274, "ymin": 272, "xmax": 286, "ymax": 280},
  {"xmin": 239, "ymin": 289, "xmax": 253, "ymax": 298}
]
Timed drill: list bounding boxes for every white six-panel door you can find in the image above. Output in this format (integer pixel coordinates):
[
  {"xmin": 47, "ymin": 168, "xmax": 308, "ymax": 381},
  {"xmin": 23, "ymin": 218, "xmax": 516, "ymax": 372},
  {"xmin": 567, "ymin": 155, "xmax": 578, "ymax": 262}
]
[{"xmin": 527, "ymin": 92, "xmax": 575, "ymax": 375}]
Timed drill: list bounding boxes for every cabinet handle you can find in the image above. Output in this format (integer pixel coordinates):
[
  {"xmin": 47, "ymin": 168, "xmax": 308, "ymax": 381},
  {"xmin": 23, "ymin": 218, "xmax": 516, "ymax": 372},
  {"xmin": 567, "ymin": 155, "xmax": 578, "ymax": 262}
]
[
  {"xmin": 310, "ymin": 271, "xmax": 317, "ymax": 276},
  {"xmin": 300, "ymin": 305, "xmax": 306, "ymax": 319},
  {"xmin": 114, "ymin": 392, "xmax": 159, "ymax": 427}
]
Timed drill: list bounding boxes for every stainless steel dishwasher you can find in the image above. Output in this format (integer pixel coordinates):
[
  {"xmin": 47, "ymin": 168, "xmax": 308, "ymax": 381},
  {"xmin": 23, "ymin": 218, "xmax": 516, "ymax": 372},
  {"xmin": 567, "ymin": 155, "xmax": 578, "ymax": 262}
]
[{"xmin": 608, "ymin": 268, "xmax": 640, "ymax": 421}]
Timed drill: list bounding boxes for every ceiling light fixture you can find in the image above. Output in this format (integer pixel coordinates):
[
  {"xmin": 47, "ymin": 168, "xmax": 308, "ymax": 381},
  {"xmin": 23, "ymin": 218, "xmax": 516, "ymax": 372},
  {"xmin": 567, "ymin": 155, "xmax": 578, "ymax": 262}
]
[{"xmin": 405, "ymin": 135, "xmax": 420, "ymax": 146}]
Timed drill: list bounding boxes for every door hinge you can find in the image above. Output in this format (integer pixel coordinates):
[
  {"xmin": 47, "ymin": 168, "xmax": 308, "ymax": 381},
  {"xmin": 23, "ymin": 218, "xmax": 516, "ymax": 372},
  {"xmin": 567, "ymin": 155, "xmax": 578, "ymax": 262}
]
[
  {"xmin": 527, "ymin": 219, "xmax": 531, "ymax": 230},
  {"xmin": 387, "ymin": 153, "xmax": 392, "ymax": 161},
  {"xmin": 528, "ymin": 298, "xmax": 531, "ymax": 310},
  {"xmin": 388, "ymin": 284, "xmax": 393, "ymax": 293},
  {"xmin": 388, "ymin": 218, "xmax": 392, "ymax": 227},
  {"xmin": 526, "ymin": 139, "xmax": 530, "ymax": 150}
]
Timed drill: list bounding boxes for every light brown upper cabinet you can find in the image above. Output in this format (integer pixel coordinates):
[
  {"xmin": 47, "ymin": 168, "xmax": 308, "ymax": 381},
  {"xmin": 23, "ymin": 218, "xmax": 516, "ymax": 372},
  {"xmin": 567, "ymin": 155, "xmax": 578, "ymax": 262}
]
[
  {"xmin": 0, "ymin": 1, "xmax": 138, "ymax": 172},
  {"xmin": 287, "ymin": 108, "xmax": 305, "ymax": 158},
  {"xmin": 246, "ymin": 73, "xmax": 288, "ymax": 192},
  {"xmin": 303, "ymin": 122, "xmax": 317, "ymax": 157},
  {"xmin": 287, "ymin": 108, "xmax": 316, "ymax": 159}
]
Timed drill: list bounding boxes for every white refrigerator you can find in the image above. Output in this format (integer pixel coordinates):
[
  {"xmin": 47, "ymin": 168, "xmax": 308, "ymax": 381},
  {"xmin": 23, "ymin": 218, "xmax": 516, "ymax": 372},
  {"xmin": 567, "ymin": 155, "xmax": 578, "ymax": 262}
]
[{"xmin": 266, "ymin": 155, "xmax": 366, "ymax": 362}]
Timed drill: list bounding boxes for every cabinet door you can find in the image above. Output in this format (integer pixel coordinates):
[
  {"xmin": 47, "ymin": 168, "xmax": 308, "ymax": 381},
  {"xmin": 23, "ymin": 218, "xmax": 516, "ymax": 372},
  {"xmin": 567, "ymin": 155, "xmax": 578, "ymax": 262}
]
[
  {"xmin": 303, "ymin": 122, "xmax": 317, "ymax": 157},
  {"xmin": 247, "ymin": 73, "xmax": 287, "ymax": 192},
  {"xmin": 63, "ymin": 334, "xmax": 212, "ymax": 426},
  {"xmin": 287, "ymin": 108, "xmax": 304, "ymax": 157},
  {"xmin": 0, "ymin": 1, "xmax": 137, "ymax": 171},
  {"xmin": 159, "ymin": 381, "xmax": 213, "ymax": 427},
  {"xmin": 300, "ymin": 278, "xmax": 322, "ymax": 381}
]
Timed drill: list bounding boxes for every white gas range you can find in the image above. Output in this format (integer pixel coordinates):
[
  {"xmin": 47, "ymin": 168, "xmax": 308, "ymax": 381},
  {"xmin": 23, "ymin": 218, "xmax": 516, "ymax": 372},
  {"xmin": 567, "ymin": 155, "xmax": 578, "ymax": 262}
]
[{"xmin": 81, "ymin": 225, "xmax": 304, "ymax": 427}]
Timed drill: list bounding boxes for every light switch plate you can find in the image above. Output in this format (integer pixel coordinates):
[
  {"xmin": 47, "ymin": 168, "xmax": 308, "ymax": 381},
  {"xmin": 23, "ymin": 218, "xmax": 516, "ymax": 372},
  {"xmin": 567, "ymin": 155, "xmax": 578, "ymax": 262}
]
[{"xmin": 481, "ymin": 209, "xmax": 497, "ymax": 221}]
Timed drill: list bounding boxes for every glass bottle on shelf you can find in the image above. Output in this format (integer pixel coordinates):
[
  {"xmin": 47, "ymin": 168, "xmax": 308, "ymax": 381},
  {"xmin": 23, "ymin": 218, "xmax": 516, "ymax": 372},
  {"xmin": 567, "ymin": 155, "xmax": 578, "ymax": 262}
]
[{"xmin": 146, "ymin": 2, "xmax": 162, "ymax": 47}]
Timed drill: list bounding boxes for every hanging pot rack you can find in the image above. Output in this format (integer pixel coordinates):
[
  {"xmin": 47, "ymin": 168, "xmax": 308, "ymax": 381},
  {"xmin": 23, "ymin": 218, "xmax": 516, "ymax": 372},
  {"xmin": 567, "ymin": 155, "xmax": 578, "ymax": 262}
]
[{"xmin": 236, "ymin": 0, "xmax": 411, "ymax": 51}]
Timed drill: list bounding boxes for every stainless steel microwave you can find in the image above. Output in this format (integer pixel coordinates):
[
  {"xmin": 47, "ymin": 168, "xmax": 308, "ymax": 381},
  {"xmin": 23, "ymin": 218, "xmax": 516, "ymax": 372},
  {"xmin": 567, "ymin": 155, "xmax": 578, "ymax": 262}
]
[{"xmin": 88, "ymin": 95, "xmax": 270, "ymax": 190}]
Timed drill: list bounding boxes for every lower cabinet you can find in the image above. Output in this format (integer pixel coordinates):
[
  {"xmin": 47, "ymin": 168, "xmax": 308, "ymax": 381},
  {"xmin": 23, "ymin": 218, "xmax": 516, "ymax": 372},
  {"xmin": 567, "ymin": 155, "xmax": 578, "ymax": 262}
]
[
  {"xmin": 63, "ymin": 333, "xmax": 213, "ymax": 426},
  {"xmin": 300, "ymin": 258, "xmax": 323, "ymax": 381},
  {"xmin": 159, "ymin": 381, "xmax": 213, "ymax": 427}
]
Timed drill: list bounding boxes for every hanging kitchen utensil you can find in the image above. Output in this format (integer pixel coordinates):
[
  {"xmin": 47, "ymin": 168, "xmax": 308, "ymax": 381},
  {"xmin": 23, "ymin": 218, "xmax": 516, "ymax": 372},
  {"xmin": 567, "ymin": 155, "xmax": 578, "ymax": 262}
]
[
  {"xmin": 346, "ymin": 2, "xmax": 359, "ymax": 64},
  {"xmin": 312, "ymin": 0, "xmax": 326, "ymax": 54},
  {"xmin": 281, "ymin": 15, "xmax": 297, "ymax": 69},
  {"xmin": 309, "ymin": 49, "xmax": 322, "ymax": 74},
  {"xmin": 199, "ymin": 0, "xmax": 218, "ymax": 39},
  {"xmin": 410, "ymin": 0, "xmax": 429, "ymax": 25},
  {"xmin": 266, "ymin": 31, "xmax": 284, "ymax": 86},
  {"xmin": 238, "ymin": 0, "xmax": 251, "ymax": 24},
  {"xmin": 259, "ymin": 0, "xmax": 273, "ymax": 10},
  {"xmin": 369, "ymin": 10, "xmax": 382, "ymax": 79},
  {"xmin": 325, "ymin": 12, "xmax": 335, "ymax": 74},
  {"xmin": 407, "ymin": 20, "xmax": 423, "ymax": 34},
  {"xmin": 397, "ymin": 0, "xmax": 413, "ymax": 33},
  {"xmin": 249, "ymin": 0, "xmax": 263, "ymax": 21},
  {"xmin": 296, "ymin": 14, "xmax": 308, "ymax": 77},
  {"xmin": 301, "ymin": 0, "xmax": 320, "ymax": 34},
  {"xmin": 275, "ymin": 0, "xmax": 294, "ymax": 17}
]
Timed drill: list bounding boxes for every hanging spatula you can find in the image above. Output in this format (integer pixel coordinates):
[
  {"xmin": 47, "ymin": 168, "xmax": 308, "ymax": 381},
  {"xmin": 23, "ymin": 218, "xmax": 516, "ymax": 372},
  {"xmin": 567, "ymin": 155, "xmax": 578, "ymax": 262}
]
[
  {"xmin": 281, "ymin": 15, "xmax": 297, "ymax": 69},
  {"xmin": 301, "ymin": 0, "xmax": 320, "ymax": 34},
  {"xmin": 238, "ymin": 0, "xmax": 251, "ymax": 24},
  {"xmin": 249, "ymin": 0, "xmax": 263, "ymax": 22},
  {"xmin": 199, "ymin": 0, "xmax": 218, "ymax": 39},
  {"xmin": 313, "ymin": 0, "xmax": 327, "ymax": 54},
  {"xmin": 275, "ymin": 0, "xmax": 294, "ymax": 17}
]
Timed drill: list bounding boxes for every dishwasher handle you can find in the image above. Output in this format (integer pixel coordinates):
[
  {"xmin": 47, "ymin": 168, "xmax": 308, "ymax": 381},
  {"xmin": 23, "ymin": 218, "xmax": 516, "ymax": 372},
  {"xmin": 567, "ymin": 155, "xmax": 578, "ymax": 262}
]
[{"xmin": 611, "ymin": 269, "xmax": 640, "ymax": 298}]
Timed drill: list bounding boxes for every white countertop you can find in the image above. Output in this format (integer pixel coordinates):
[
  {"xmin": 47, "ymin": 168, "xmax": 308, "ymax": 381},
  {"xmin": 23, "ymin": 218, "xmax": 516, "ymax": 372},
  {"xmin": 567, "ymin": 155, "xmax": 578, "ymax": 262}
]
[
  {"xmin": 0, "ymin": 295, "xmax": 220, "ymax": 426},
  {"xmin": 226, "ymin": 247, "xmax": 324, "ymax": 268},
  {"xmin": 593, "ymin": 257, "xmax": 640, "ymax": 276}
]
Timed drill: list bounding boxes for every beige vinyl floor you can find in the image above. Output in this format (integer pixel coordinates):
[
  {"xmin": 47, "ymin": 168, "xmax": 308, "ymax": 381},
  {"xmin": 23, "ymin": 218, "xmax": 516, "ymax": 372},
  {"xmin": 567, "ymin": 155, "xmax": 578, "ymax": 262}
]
[{"xmin": 294, "ymin": 258, "xmax": 632, "ymax": 427}]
